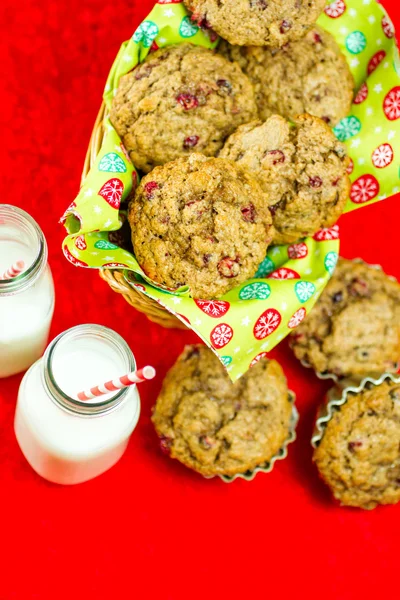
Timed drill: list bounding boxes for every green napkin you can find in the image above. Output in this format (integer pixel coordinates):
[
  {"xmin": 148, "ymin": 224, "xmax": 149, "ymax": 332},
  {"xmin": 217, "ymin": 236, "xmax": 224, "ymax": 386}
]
[{"xmin": 61, "ymin": 0, "xmax": 399, "ymax": 381}]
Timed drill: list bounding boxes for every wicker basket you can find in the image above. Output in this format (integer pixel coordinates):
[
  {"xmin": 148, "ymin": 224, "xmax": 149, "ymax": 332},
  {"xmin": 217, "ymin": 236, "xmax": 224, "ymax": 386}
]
[{"xmin": 82, "ymin": 103, "xmax": 186, "ymax": 330}]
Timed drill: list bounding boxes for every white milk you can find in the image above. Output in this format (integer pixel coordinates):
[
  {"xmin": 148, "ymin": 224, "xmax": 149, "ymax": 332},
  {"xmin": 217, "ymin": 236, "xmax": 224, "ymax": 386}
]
[
  {"xmin": 14, "ymin": 324, "xmax": 140, "ymax": 485},
  {"xmin": 0, "ymin": 205, "xmax": 55, "ymax": 378}
]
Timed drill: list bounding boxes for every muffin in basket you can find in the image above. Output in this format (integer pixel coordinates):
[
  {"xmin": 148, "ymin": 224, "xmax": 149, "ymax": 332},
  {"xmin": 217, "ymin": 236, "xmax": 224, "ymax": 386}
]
[
  {"xmin": 183, "ymin": 0, "xmax": 326, "ymax": 47},
  {"xmin": 110, "ymin": 43, "xmax": 257, "ymax": 173},
  {"xmin": 220, "ymin": 113, "xmax": 350, "ymax": 244},
  {"xmin": 219, "ymin": 26, "xmax": 354, "ymax": 126},
  {"xmin": 129, "ymin": 153, "xmax": 273, "ymax": 299},
  {"xmin": 291, "ymin": 259, "xmax": 400, "ymax": 379},
  {"xmin": 313, "ymin": 376, "xmax": 400, "ymax": 510},
  {"xmin": 152, "ymin": 344, "xmax": 295, "ymax": 478}
]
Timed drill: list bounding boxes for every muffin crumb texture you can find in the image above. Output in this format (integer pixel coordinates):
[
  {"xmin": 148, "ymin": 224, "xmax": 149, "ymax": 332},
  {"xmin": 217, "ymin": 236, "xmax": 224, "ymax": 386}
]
[
  {"xmin": 291, "ymin": 259, "xmax": 400, "ymax": 378},
  {"xmin": 152, "ymin": 345, "xmax": 293, "ymax": 477},
  {"xmin": 184, "ymin": 0, "xmax": 326, "ymax": 47},
  {"xmin": 129, "ymin": 154, "xmax": 273, "ymax": 299},
  {"xmin": 314, "ymin": 379, "xmax": 400, "ymax": 510},
  {"xmin": 110, "ymin": 44, "xmax": 257, "ymax": 173},
  {"xmin": 220, "ymin": 114, "xmax": 350, "ymax": 244},
  {"xmin": 218, "ymin": 26, "xmax": 354, "ymax": 126}
]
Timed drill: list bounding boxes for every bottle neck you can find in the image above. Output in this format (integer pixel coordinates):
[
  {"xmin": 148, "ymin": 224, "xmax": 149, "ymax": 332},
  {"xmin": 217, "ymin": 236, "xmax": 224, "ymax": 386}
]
[
  {"xmin": 42, "ymin": 325, "xmax": 136, "ymax": 416},
  {"xmin": 0, "ymin": 205, "xmax": 47, "ymax": 295}
]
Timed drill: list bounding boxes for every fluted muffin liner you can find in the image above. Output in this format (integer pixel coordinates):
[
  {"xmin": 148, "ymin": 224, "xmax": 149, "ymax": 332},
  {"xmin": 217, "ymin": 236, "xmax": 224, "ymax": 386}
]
[
  {"xmin": 290, "ymin": 259, "xmax": 400, "ymax": 383},
  {"xmin": 207, "ymin": 394, "xmax": 298, "ymax": 483},
  {"xmin": 60, "ymin": 0, "xmax": 400, "ymax": 382},
  {"xmin": 311, "ymin": 373, "xmax": 400, "ymax": 449}
]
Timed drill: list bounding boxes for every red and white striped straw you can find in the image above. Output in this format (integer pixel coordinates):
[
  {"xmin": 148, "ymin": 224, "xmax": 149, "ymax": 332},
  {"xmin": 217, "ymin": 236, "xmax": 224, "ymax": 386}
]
[
  {"xmin": 0, "ymin": 260, "xmax": 25, "ymax": 281},
  {"xmin": 77, "ymin": 366, "xmax": 156, "ymax": 401}
]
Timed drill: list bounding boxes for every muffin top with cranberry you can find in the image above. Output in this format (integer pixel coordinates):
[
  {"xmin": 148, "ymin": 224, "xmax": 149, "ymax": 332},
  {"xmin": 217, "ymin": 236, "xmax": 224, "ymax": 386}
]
[
  {"xmin": 183, "ymin": 0, "xmax": 326, "ymax": 47},
  {"xmin": 218, "ymin": 26, "xmax": 354, "ymax": 126},
  {"xmin": 291, "ymin": 259, "xmax": 400, "ymax": 378},
  {"xmin": 129, "ymin": 153, "xmax": 273, "ymax": 299},
  {"xmin": 152, "ymin": 344, "xmax": 294, "ymax": 477},
  {"xmin": 314, "ymin": 377, "xmax": 400, "ymax": 509},
  {"xmin": 110, "ymin": 44, "xmax": 257, "ymax": 173},
  {"xmin": 220, "ymin": 113, "xmax": 350, "ymax": 244}
]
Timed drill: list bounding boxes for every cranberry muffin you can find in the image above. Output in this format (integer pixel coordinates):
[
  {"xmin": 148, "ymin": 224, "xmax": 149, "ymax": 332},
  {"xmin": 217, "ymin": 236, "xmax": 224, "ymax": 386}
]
[
  {"xmin": 152, "ymin": 345, "xmax": 294, "ymax": 478},
  {"xmin": 110, "ymin": 44, "xmax": 257, "ymax": 173},
  {"xmin": 219, "ymin": 26, "xmax": 354, "ymax": 126},
  {"xmin": 184, "ymin": 0, "xmax": 326, "ymax": 47},
  {"xmin": 291, "ymin": 259, "xmax": 400, "ymax": 378},
  {"xmin": 220, "ymin": 114, "xmax": 350, "ymax": 244},
  {"xmin": 314, "ymin": 377, "xmax": 400, "ymax": 509},
  {"xmin": 129, "ymin": 154, "xmax": 273, "ymax": 299}
]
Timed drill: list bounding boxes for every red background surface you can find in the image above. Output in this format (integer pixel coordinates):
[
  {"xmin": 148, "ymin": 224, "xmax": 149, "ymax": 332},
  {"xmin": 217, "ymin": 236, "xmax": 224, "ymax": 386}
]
[{"xmin": 1, "ymin": 1, "xmax": 399, "ymax": 598}]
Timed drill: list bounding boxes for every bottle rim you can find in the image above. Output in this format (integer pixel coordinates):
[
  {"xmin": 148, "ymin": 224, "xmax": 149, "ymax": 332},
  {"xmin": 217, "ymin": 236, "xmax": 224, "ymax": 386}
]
[
  {"xmin": 43, "ymin": 324, "xmax": 137, "ymax": 416},
  {"xmin": 0, "ymin": 204, "xmax": 47, "ymax": 295}
]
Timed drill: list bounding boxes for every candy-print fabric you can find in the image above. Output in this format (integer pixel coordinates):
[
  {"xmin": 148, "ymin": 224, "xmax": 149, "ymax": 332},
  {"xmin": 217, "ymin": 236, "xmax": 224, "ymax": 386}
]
[{"xmin": 61, "ymin": 0, "xmax": 400, "ymax": 381}]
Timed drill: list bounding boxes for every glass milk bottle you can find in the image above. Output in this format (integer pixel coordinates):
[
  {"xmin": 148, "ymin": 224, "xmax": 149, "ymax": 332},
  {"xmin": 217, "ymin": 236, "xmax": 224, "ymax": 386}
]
[
  {"xmin": 0, "ymin": 204, "xmax": 55, "ymax": 378},
  {"xmin": 14, "ymin": 324, "xmax": 141, "ymax": 485}
]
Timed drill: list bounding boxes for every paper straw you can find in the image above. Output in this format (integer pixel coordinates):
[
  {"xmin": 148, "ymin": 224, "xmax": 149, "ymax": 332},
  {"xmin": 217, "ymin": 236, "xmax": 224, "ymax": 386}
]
[
  {"xmin": 0, "ymin": 260, "xmax": 25, "ymax": 280},
  {"xmin": 77, "ymin": 366, "xmax": 156, "ymax": 401}
]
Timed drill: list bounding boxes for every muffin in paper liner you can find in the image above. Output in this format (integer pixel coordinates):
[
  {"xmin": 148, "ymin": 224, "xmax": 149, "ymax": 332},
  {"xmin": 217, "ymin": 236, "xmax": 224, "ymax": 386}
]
[
  {"xmin": 311, "ymin": 373, "xmax": 400, "ymax": 449},
  {"xmin": 289, "ymin": 258, "xmax": 400, "ymax": 383},
  {"xmin": 60, "ymin": 0, "xmax": 400, "ymax": 382},
  {"xmin": 212, "ymin": 399, "xmax": 298, "ymax": 483}
]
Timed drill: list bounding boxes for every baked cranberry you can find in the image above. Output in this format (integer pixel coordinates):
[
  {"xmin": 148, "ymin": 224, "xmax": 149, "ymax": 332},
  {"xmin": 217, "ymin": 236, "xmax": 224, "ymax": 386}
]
[
  {"xmin": 144, "ymin": 181, "xmax": 159, "ymax": 198},
  {"xmin": 322, "ymin": 116, "xmax": 331, "ymax": 124},
  {"xmin": 200, "ymin": 436, "xmax": 214, "ymax": 448},
  {"xmin": 218, "ymin": 257, "xmax": 240, "ymax": 278},
  {"xmin": 269, "ymin": 200, "xmax": 285, "ymax": 216},
  {"xmin": 217, "ymin": 79, "xmax": 232, "ymax": 94},
  {"xmin": 348, "ymin": 441, "xmax": 363, "ymax": 452},
  {"xmin": 332, "ymin": 291, "xmax": 343, "ymax": 303},
  {"xmin": 332, "ymin": 177, "xmax": 340, "ymax": 187},
  {"xmin": 203, "ymin": 254, "xmax": 211, "ymax": 265},
  {"xmin": 309, "ymin": 176, "xmax": 323, "ymax": 188},
  {"xmin": 349, "ymin": 278, "xmax": 369, "ymax": 297},
  {"xmin": 191, "ymin": 13, "xmax": 211, "ymax": 28},
  {"xmin": 280, "ymin": 20, "xmax": 292, "ymax": 34},
  {"xmin": 176, "ymin": 93, "xmax": 199, "ymax": 110},
  {"xmin": 183, "ymin": 135, "xmax": 199, "ymax": 149},
  {"xmin": 314, "ymin": 32, "xmax": 322, "ymax": 44},
  {"xmin": 208, "ymin": 29, "xmax": 219, "ymax": 43},
  {"xmin": 250, "ymin": 0, "xmax": 267, "ymax": 8},
  {"xmin": 159, "ymin": 435, "xmax": 173, "ymax": 455},
  {"xmin": 265, "ymin": 149, "xmax": 285, "ymax": 165},
  {"xmin": 241, "ymin": 203, "xmax": 256, "ymax": 222}
]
